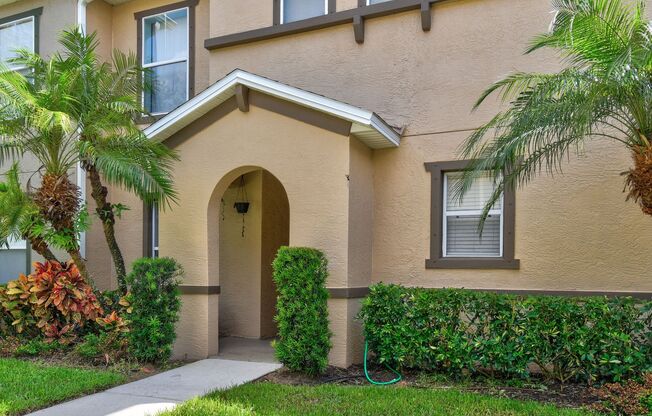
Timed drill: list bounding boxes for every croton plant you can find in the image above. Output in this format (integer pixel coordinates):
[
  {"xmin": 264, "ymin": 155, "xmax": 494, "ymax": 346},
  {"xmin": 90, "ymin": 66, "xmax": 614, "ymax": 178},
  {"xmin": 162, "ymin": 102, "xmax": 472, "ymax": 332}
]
[{"xmin": 0, "ymin": 261, "xmax": 127, "ymax": 342}]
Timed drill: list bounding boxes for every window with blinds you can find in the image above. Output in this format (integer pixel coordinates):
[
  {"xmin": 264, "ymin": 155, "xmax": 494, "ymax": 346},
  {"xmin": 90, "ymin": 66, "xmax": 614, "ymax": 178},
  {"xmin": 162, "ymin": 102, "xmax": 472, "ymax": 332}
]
[
  {"xmin": 443, "ymin": 172, "xmax": 503, "ymax": 258},
  {"xmin": 281, "ymin": 0, "xmax": 327, "ymax": 23}
]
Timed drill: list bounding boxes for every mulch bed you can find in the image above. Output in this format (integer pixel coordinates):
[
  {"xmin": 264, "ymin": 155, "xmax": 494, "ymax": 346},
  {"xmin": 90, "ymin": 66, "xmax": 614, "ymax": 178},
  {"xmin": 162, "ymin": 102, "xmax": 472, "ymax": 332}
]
[{"xmin": 260, "ymin": 365, "xmax": 601, "ymax": 410}]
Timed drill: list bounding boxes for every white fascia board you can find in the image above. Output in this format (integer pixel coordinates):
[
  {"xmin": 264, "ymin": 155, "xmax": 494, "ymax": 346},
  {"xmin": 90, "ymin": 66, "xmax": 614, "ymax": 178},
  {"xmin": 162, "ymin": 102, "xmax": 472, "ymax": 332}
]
[{"xmin": 145, "ymin": 69, "xmax": 400, "ymax": 147}]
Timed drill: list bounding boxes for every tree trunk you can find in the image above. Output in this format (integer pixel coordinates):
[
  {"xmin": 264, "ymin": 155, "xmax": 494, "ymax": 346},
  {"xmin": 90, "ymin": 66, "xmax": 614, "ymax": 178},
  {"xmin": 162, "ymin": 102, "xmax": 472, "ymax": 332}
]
[
  {"xmin": 28, "ymin": 234, "xmax": 58, "ymax": 262},
  {"xmin": 68, "ymin": 248, "xmax": 91, "ymax": 284},
  {"xmin": 87, "ymin": 165, "xmax": 127, "ymax": 293},
  {"xmin": 625, "ymin": 145, "xmax": 652, "ymax": 216}
]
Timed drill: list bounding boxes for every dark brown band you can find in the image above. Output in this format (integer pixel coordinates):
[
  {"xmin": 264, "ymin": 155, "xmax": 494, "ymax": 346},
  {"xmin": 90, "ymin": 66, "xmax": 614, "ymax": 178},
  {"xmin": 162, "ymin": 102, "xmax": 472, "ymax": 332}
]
[
  {"xmin": 468, "ymin": 288, "xmax": 652, "ymax": 300},
  {"xmin": 179, "ymin": 285, "xmax": 221, "ymax": 295},
  {"xmin": 205, "ymin": 0, "xmax": 436, "ymax": 50},
  {"xmin": 328, "ymin": 287, "xmax": 370, "ymax": 299}
]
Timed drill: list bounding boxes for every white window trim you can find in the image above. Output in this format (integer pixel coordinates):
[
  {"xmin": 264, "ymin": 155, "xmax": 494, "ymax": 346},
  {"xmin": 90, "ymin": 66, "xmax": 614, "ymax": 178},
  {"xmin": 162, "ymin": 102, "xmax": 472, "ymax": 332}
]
[
  {"xmin": 280, "ymin": 0, "xmax": 329, "ymax": 24},
  {"xmin": 140, "ymin": 6, "xmax": 190, "ymax": 116},
  {"xmin": 151, "ymin": 204, "xmax": 159, "ymax": 258},
  {"xmin": 0, "ymin": 15, "xmax": 35, "ymax": 72},
  {"xmin": 441, "ymin": 172, "xmax": 504, "ymax": 258}
]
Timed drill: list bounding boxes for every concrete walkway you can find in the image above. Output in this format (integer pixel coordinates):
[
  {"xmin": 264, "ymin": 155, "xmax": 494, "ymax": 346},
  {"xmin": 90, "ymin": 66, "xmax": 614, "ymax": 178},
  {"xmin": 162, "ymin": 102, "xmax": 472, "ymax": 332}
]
[{"xmin": 28, "ymin": 359, "xmax": 282, "ymax": 416}]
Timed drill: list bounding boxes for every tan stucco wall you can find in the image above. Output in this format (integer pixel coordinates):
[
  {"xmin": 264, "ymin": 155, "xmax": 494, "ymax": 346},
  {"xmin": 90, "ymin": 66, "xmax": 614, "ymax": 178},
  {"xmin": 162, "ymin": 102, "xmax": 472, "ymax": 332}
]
[
  {"xmin": 203, "ymin": 0, "xmax": 652, "ymax": 295},
  {"xmin": 86, "ymin": 0, "xmax": 113, "ymax": 62},
  {"xmin": 158, "ymin": 103, "xmax": 353, "ymax": 361},
  {"xmin": 219, "ymin": 171, "xmax": 263, "ymax": 339}
]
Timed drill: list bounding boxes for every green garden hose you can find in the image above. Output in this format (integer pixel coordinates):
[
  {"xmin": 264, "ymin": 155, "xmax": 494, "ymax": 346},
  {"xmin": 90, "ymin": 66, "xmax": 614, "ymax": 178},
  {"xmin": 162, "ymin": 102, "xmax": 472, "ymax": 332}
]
[{"xmin": 363, "ymin": 340, "xmax": 402, "ymax": 385}]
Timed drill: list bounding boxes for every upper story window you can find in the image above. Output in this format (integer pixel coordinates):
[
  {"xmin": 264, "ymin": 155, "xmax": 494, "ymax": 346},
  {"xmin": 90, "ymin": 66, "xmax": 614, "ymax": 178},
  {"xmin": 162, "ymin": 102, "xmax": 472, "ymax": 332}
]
[
  {"xmin": 281, "ymin": 0, "xmax": 328, "ymax": 24},
  {"xmin": 141, "ymin": 7, "xmax": 189, "ymax": 115},
  {"xmin": 0, "ymin": 8, "xmax": 41, "ymax": 72},
  {"xmin": 425, "ymin": 160, "xmax": 519, "ymax": 269},
  {"xmin": 366, "ymin": 0, "xmax": 391, "ymax": 4}
]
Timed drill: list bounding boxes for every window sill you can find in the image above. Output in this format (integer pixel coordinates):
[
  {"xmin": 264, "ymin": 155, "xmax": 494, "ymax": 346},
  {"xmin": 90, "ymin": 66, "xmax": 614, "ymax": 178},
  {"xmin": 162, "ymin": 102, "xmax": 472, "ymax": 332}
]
[
  {"xmin": 426, "ymin": 257, "xmax": 520, "ymax": 270},
  {"xmin": 136, "ymin": 113, "xmax": 166, "ymax": 125}
]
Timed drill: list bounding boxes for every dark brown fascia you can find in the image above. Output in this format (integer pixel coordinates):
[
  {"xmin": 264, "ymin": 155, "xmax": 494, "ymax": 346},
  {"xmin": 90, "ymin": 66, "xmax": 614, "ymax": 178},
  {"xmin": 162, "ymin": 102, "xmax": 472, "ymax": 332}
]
[
  {"xmin": 424, "ymin": 160, "xmax": 519, "ymax": 270},
  {"xmin": 179, "ymin": 285, "xmax": 221, "ymax": 295},
  {"xmin": 328, "ymin": 287, "xmax": 370, "ymax": 298},
  {"xmin": 235, "ymin": 84, "xmax": 250, "ymax": 112},
  {"xmin": 205, "ymin": 0, "xmax": 435, "ymax": 50}
]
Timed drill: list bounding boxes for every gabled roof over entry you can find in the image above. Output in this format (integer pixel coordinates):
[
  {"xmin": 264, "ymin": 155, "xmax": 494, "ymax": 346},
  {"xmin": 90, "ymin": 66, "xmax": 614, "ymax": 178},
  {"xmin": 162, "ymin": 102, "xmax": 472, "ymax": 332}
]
[{"xmin": 144, "ymin": 69, "xmax": 401, "ymax": 148}]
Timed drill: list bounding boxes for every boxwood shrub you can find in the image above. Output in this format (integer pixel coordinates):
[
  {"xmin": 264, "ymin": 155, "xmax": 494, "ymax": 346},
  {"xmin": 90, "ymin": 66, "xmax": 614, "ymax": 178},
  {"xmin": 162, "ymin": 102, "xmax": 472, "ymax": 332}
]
[
  {"xmin": 359, "ymin": 284, "xmax": 652, "ymax": 383},
  {"xmin": 272, "ymin": 247, "xmax": 332, "ymax": 375},
  {"xmin": 126, "ymin": 257, "xmax": 182, "ymax": 363}
]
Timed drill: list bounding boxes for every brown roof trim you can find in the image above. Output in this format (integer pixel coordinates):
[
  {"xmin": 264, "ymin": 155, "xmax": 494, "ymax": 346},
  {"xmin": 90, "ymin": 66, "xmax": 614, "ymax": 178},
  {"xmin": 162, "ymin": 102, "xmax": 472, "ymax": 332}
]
[
  {"xmin": 467, "ymin": 288, "xmax": 652, "ymax": 300},
  {"xmin": 424, "ymin": 160, "xmax": 520, "ymax": 270},
  {"xmin": 328, "ymin": 287, "xmax": 370, "ymax": 298},
  {"xmin": 179, "ymin": 285, "xmax": 221, "ymax": 295},
  {"xmin": 205, "ymin": 0, "xmax": 436, "ymax": 50}
]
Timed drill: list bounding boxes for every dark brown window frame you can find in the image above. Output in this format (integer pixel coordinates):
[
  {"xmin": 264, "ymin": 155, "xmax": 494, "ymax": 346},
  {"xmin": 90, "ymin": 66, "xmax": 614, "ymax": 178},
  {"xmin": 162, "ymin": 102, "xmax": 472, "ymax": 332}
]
[
  {"xmin": 0, "ymin": 7, "xmax": 42, "ymax": 55},
  {"xmin": 134, "ymin": 0, "xmax": 198, "ymax": 123},
  {"xmin": 273, "ymin": 0, "xmax": 336, "ymax": 26},
  {"xmin": 424, "ymin": 160, "xmax": 519, "ymax": 270},
  {"xmin": 205, "ymin": 0, "xmax": 433, "ymax": 50}
]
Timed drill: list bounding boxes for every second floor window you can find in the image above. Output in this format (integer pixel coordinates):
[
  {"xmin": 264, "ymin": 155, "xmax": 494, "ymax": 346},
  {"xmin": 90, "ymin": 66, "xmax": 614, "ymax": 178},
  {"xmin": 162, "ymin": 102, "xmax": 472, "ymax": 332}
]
[
  {"xmin": 367, "ymin": 0, "xmax": 391, "ymax": 4},
  {"xmin": 142, "ymin": 7, "xmax": 189, "ymax": 115},
  {"xmin": 281, "ymin": 0, "xmax": 327, "ymax": 24},
  {"xmin": 0, "ymin": 14, "xmax": 35, "ymax": 72}
]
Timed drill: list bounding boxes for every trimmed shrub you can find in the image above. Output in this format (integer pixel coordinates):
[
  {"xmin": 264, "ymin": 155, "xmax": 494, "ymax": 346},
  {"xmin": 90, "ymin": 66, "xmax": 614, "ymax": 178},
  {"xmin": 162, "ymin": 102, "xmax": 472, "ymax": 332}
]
[
  {"xmin": 272, "ymin": 247, "xmax": 331, "ymax": 375},
  {"xmin": 359, "ymin": 284, "xmax": 652, "ymax": 383},
  {"xmin": 126, "ymin": 257, "xmax": 182, "ymax": 363}
]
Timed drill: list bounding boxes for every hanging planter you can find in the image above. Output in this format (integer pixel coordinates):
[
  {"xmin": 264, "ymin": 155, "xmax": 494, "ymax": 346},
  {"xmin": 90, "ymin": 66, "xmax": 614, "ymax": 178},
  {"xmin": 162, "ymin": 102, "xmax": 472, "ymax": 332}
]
[
  {"xmin": 234, "ymin": 175, "xmax": 250, "ymax": 237},
  {"xmin": 234, "ymin": 201, "xmax": 250, "ymax": 214}
]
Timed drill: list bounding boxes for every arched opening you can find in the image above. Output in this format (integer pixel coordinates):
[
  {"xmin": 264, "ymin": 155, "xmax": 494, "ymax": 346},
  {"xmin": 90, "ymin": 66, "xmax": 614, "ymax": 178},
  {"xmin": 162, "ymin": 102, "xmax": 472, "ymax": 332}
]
[{"xmin": 214, "ymin": 168, "xmax": 289, "ymax": 360}]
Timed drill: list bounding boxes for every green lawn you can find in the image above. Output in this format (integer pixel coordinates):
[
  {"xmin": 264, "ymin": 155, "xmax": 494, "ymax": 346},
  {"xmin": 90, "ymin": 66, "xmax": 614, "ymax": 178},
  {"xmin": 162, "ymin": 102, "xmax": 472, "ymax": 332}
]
[
  {"xmin": 161, "ymin": 382, "xmax": 591, "ymax": 416},
  {"xmin": 0, "ymin": 358, "xmax": 126, "ymax": 415}
]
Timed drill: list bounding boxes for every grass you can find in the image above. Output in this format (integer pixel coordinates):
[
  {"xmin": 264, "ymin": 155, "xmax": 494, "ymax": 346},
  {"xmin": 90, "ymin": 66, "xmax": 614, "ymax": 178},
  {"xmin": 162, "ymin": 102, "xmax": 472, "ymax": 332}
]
[
  {"xmin": 0, "ymin": 358, "xmax": 126, "ymax": 415},
  {"xmin": 161, "ymin": 382, "xmax": 591, "ymax": 416}
]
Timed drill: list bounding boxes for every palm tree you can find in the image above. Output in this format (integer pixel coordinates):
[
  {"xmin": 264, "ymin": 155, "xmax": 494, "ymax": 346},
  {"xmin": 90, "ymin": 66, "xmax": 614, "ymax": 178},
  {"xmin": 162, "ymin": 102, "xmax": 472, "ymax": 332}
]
[
  {"xmin": 58, "ymin": 29, "xmax": 178, "ymax": 293},
  {"xmin": 459, "ymin": 0, "xmax": 652, "ymax": 220},
  {"xmin": 0, "ymin": 56, "xmax": 90, "ymax": 279},
  {"xmin": 0, "ymin": 30, "xmax": 178, "ymax": 292},
  {"xmin": 0, "ymin": 163, "xmax": 58, "ymax": 262}
]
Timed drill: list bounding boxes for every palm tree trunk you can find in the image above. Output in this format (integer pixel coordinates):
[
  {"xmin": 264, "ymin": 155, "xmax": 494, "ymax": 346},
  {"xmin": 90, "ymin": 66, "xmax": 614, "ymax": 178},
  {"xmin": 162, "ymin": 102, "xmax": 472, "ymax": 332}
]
[
  {"xmin": 68, "ymin": 248, "xmax": 91, "ymax": 284},
  {"xmin": 625, "ymin": 145, "xmax": 652, "ymax": 216},
  {"xmin": 87, "ymin": 165, "xmax": 127, "ymax": 293},
  {"xmin": 28, "ymin": 235, "xmax": 58, "ymax": 262}
]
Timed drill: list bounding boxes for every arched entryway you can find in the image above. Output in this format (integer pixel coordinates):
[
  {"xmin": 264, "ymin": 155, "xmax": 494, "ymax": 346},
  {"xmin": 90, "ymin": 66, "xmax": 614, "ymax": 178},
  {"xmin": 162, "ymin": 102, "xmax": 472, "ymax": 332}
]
[{"xmin": 213, "ymin": 168, "xmax": 289, "ymax": 359}]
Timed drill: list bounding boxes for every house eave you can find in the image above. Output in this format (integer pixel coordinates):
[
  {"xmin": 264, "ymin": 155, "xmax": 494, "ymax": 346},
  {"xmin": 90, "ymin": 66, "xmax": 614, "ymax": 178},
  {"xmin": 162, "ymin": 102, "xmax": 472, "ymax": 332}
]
[{"xmin": 144, "ymin": 69, "xmax": 401, "ymax": 149}]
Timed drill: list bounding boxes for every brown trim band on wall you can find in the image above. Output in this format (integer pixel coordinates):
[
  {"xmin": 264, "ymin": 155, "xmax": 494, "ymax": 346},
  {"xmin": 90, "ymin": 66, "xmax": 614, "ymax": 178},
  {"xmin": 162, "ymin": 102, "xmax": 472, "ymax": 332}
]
[
  {"xmin": 469, "ymin": 288, "xmax": 652, "ymax": 300},
  {"xmin": 135, "ymin": 0, "xmax": 198, "ymax": 123},
  {"xmin": 142, "ymin": 202, "xmax": 153, "ymax": 258},
  {"xmin": 179, "ymin": 285, "xmax": 221, "ymax": 295},
  {"xmin": 328, "ymin": 287, "xmax": 370, "ymax": 298},
  {"xmin": 424, "ymin": 160, "xmax": 520, "ymax": 270},
  {"xmin": 206, "ymin": 0, "xmax": 435, "ymax": 50}
]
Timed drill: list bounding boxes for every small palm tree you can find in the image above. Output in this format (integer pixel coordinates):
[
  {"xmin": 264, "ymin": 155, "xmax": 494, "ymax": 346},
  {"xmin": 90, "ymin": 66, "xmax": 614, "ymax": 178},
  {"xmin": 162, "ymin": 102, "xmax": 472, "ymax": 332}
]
[
  {"xmin": 57, "ymin": 29, "xmax": 178, "ymax": 292},
  {"xmin": 460, "ymin": 0, "xmax": 652, "ymax": 220},
  {"xmin": 0, "ymin": 29, "xmax": 177, "ymax": 289},
  {"xmin": 0, "ymin": 55, "xmax": 89, "ymax": 278},
  {"xmin": 0, "ymin": 163, "xmax": 58, "ymax": 262}
]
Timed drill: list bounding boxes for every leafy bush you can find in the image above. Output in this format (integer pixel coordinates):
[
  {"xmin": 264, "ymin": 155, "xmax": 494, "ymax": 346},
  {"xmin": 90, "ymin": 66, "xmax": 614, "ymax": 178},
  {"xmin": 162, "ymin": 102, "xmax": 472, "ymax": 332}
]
[
  {"xmin": 590, "ymin": 373, "xmax": 652, "ymax": 415},
  {"xmin": 126, "ymin": 257, "xmax": 182, "ymax": 363},
  {"xmin": 359, "ymin": 284, "xmax": 652, "ymax": 383},
  {"xmin": 272, "ymin": 247, "xmax": 331, "ymax": 375},
  {"xmin": 0, "ymin": 261, "xmax": 103, "ymax": 341},
  {"xmin": 14, "ymin": 339, "xmax": 66, "ymax": 356}
]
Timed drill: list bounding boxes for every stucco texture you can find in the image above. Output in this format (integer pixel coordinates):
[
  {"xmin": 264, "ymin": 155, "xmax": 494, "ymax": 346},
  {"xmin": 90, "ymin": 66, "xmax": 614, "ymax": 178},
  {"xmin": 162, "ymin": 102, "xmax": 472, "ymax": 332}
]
[{"xmin": 203, "ymin": 0, "xmax": 652, "ymax": 293}]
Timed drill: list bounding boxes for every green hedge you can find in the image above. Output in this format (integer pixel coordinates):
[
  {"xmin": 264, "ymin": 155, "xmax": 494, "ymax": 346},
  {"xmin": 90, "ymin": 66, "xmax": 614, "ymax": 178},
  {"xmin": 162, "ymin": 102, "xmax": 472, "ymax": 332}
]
[
  {"xmin": 359, "ymin": 284, "xmax": 652, "ymax": 383},
  {"xmin": 126, "ymin": 257, "xmax": 182, "ymax": 363},
  {"xmin": 272, "ymin": 247, "xmax": 332, "ymax": 375}
]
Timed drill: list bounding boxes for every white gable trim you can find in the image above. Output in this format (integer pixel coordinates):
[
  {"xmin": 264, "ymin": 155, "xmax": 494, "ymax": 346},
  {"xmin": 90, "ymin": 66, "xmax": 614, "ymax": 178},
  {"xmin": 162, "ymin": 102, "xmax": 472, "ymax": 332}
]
[{"xmin": 144, "ymin": 69, "xmax": 401, "ymax": 148}]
